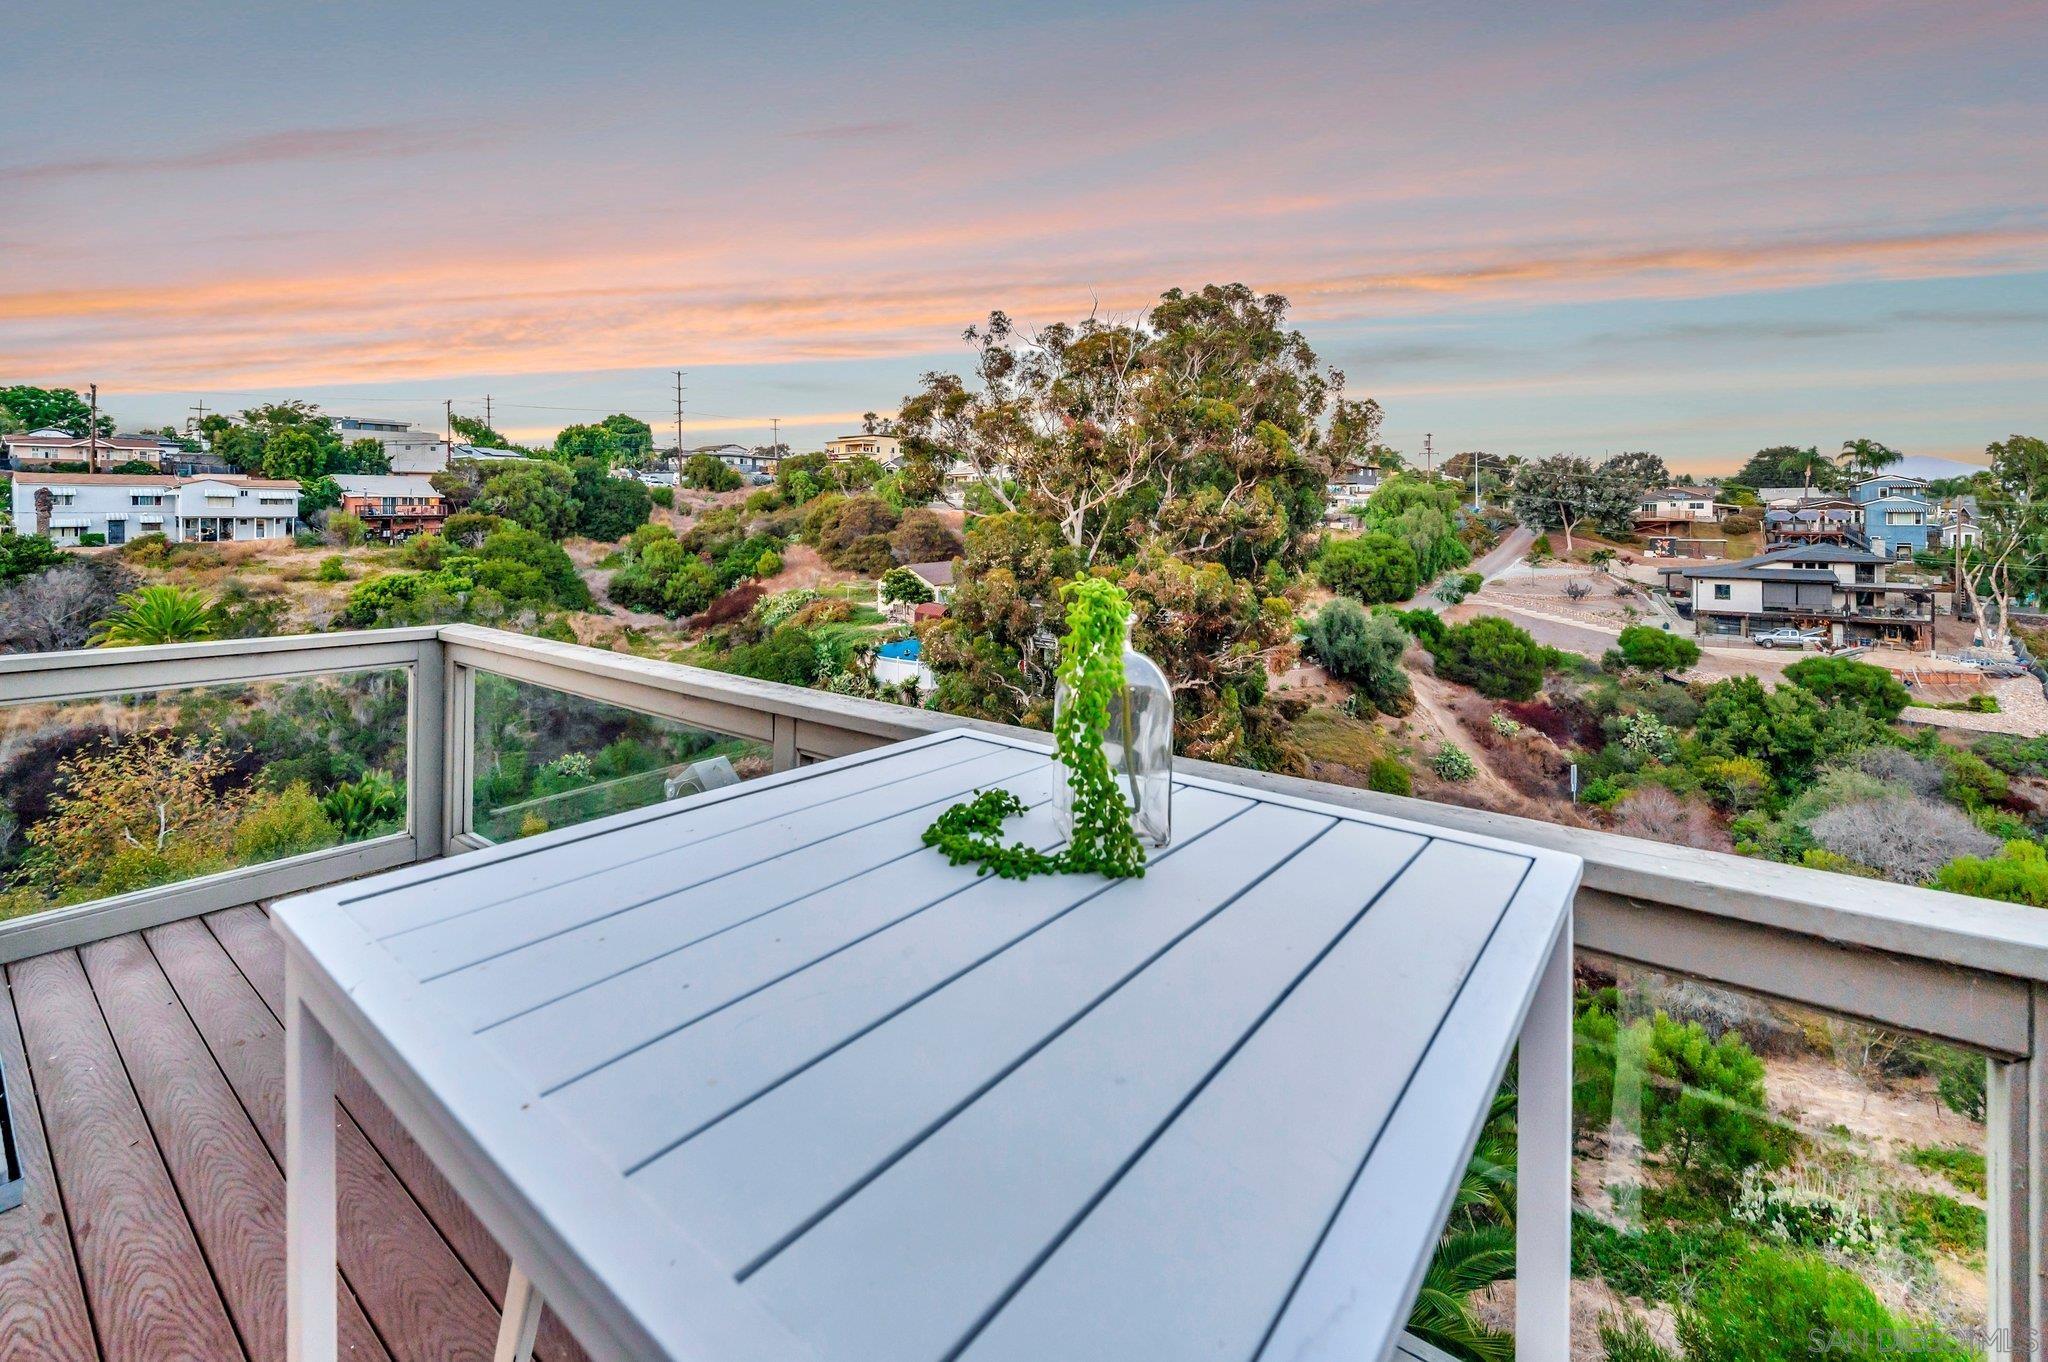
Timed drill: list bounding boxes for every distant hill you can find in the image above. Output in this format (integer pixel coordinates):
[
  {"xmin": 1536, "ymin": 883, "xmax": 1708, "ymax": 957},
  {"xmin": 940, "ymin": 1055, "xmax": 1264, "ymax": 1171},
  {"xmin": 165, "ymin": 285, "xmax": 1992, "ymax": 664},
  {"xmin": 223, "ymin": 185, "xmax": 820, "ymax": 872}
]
[{"xmin": 1892, "ymin": 454, "xmax": 1985, "ymax": 480}]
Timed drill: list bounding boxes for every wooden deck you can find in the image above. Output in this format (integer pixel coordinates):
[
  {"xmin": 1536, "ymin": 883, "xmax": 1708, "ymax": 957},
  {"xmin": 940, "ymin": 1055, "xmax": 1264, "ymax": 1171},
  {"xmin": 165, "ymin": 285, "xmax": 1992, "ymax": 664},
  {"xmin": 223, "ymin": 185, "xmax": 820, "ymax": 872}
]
[{"xmin": 0, "ymin": 904, "xmax": 591, "ymax": 1362}]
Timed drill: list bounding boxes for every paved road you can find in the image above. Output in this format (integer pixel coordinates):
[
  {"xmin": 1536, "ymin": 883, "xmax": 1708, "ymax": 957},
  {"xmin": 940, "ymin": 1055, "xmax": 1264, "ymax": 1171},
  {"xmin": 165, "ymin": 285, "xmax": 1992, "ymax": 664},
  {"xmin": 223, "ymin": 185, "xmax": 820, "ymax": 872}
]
[{"xmin": 1400, "ymin": 525, "xmax": 1536, "ymax": 611}]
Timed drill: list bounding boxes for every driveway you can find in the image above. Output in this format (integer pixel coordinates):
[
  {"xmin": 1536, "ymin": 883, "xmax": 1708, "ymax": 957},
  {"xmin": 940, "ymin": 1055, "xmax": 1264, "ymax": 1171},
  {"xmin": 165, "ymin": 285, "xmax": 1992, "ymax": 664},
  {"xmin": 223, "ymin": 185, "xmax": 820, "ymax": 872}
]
[{"xmin": 1401, "ymin": 524, "xmax": 1535, "ymax": 611}]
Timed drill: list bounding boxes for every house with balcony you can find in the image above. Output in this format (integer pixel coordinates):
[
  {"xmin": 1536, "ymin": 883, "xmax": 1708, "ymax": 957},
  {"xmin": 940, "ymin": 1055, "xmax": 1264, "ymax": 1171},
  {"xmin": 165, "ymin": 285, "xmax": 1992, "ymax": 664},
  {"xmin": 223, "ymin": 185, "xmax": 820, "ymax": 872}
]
[
  {"xmin": 0, "ymin": 622, "xmax": 2038, "ymax": 1362},
  {"xmin": 1761, "ymin": 496, "xmax": 1867, "ymax": 549},
  {"xmin": 333, "ymin": 474, "xmax": 447, "ymax": 540},
  {"xmin": 1665, "ymin": 541, "xmax": 1935, "ymax": 649},
  {"xmin": 1851, "ymin": 474, "xmax": 1939, "ymax": 559},
  {"xmin": 1631, "ymin": 485, "xmax": 1725, "ymax": 529},
  {"xmin": 10, "ymin": 472, "xmax": 300, "ymax": 545},
  {"xmin": 693, "ymin": 442, "xmax": 781, "ymax": 475},
  {"xmin": 823, "ymin": 433, "xmax": 902, "ymax": 466}
]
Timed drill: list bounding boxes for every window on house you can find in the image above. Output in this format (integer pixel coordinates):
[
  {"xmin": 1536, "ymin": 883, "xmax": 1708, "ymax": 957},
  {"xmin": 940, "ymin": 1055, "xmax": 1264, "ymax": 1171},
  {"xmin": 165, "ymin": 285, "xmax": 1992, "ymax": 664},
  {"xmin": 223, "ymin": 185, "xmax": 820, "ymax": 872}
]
[{"xmin": 1712, "ymin": 584, "xmax": 1732, "ymax": 601}]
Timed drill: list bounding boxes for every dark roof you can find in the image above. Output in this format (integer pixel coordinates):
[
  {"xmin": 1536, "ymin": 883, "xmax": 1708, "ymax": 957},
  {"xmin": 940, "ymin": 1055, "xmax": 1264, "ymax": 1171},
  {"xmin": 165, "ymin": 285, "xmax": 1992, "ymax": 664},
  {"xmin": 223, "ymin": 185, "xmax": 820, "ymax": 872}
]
[{"xmin": 1680, "ymin": 542, "xmax": 1885, "ymax": 582}]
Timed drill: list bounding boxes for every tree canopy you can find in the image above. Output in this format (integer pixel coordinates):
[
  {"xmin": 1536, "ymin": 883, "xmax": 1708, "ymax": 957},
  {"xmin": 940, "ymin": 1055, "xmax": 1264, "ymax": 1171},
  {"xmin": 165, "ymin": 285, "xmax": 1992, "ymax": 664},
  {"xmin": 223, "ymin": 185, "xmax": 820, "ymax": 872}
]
[
  {"xmin": 1508, "ymin": 455, "xmax": 1637, "ymax": 550},
  {"xmin": 0, "ymin": 384, "xmax": 111, "ymax": 436}
]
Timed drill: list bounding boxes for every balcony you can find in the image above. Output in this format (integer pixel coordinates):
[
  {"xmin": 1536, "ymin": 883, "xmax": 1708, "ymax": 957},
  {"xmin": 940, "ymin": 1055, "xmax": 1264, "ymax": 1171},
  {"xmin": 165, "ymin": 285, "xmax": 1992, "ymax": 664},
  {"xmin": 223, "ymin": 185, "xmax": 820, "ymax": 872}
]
[{"xmin": 3, "ymin": 624, "xmax": 2045, "ymax": 1359}]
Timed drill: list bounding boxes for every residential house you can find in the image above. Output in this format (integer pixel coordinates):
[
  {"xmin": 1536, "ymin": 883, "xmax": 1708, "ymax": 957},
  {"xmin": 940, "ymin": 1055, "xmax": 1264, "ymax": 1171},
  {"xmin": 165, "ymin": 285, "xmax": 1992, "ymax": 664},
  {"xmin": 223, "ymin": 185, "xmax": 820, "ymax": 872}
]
[
  {"xmin": 1633, "ymin": 486, "xmax": 1724, "ymax": 527},
  {"xmin": 824, "ymin": 434, "xmax": 901, "ymax": 466},
  {"xmin": 334, "ymin": 416, "xmax": 451, "ymax": 474},
  {"xmin": 1762, "ymin": 497, "xmax": 1865, "ymax": 549},
  {"xmin": 333, "ymin": 474, "xmax": 447, "ymax": 540},
  {"xmin": 10, "ymin": 472, "xmax": 299, "ymax": 546},
  {"xmin": 694, "ymin": 443, "xmax": 781, "ymax": 475},
  {"xmin": 1665, "ymin": 543, "xmax": 1933, "ymax": 651},
  {"xmin": 875, "ymin": 559, "xmax": 955, "ymax": 615},
  {"xmin": 1325, "ymin": 465, "xmax": 1383, "ymax": 507},
  {"xmin": 2, "ymin": 427, "xmax": 168, "ymax": 472},
  {"xmin": 1942, "ymin": 496, "xmax": 1979, "ymax": 551},
  {"xmin": 1850, "ymin": 475, "xmax": 1938, "ymax": 559}
]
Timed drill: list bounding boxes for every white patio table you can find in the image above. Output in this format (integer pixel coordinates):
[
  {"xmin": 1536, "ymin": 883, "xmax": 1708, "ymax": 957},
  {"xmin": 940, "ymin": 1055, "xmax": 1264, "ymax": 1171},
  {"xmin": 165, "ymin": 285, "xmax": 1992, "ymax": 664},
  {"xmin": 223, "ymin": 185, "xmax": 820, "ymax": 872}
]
[{"xmin": 275, "ymin": 728, "xmax": 1581, "ymax": 1362}]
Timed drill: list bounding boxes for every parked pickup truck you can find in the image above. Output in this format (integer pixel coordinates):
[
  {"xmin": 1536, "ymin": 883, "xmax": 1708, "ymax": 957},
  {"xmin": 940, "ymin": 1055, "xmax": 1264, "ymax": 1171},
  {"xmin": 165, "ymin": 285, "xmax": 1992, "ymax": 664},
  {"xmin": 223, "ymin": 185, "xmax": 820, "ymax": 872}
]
[{"xmin": 1752, "ymin": 627, "xmax": 1825, "ymax": 649}]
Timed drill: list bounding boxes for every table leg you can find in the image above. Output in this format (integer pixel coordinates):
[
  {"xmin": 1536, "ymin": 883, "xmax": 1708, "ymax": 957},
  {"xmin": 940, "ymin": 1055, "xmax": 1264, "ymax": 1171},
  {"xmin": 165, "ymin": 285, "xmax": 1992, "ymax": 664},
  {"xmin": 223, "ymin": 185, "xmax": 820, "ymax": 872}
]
[
  {"xmin": 1516, "ymin": 916, "xmax": 1573, "ymax": 1361},
  {"xmin": 494, "ymin": 1264, "xmax": 546, "ymax": 1362},
  {"xmin": 285, "ymin": 961, "xmax": 337, "ymax": 1362}
]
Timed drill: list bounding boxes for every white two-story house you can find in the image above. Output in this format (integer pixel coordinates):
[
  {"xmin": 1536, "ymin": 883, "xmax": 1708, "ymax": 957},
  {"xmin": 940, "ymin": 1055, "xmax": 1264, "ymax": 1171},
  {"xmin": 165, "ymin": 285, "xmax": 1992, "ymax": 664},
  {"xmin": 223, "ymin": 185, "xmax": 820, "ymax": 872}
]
[
  {"xmin": 1663, "ymin": 543, "xmax": 1934, "ymax": 652},
  {"xmin": 10, "ymin": 473, "xmax": 300, "ymax": 546}
]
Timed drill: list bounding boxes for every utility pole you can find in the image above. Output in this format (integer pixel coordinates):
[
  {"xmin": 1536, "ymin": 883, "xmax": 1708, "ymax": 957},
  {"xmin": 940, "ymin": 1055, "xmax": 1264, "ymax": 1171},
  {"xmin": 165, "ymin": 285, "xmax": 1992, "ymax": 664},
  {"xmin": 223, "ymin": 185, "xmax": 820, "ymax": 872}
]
[
  {"xmin": 87, "ymin": 383, "xmax": 101, "ymax": 473},
  {"xmin": 445, "ymin": 399, "xmax": 454, "ymax": 460},
  {"xmin": 769, "ymin": 416, "xmax": 780, "ymax": 457},
  {"xmin": 684, "ymin": 366, "xmax": 700, "ymax": 466},
  {"xmin": 187, "ymin": 399, "xmax": 209, "ymax": 434},
  {"xmin": 484, "ymin": 394, "xmax": 493, "ymax": 434},
  {"xmin": 1423, "ymin": 432, "xmax": 1434, "ymax": 477},
  {"xmin": 1473, "ymin": 450, "xmax": 1482, "ymax": 509}
]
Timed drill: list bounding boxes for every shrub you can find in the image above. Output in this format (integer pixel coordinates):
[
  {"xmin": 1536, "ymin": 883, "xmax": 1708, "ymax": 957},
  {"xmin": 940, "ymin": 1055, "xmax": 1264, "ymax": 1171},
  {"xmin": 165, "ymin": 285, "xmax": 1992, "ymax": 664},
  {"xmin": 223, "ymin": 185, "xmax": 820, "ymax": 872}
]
[
  {"xmin": 232, "ymin": 783, "xmax": 340, "ymax": 863},
  {"xmin": 1720, "ymin": 512, "xmax": 1761, "ymax": 535},
  {"xmin": 1382, "ymin": 605, "xmax": 1447, "ymax": 647},
  {"xmin": 1432, "ymin": 745, "xmax": 1477, "ymax": 781},
  {"xmin": 1614, "ymin": 624, "xmax": 1701, "ymax": 672},
  {"xmin": 320, "ymin": 771, "xmax": 403, "ymax": 838},
  {"xmin": 649, "ymin": 485, "xmax": 674, "ymax": 508},
  {"xmin": 1431, "ymin": 616, "xmax": 1546, "ymax": 700},
  {"xmin": 1366, "ymin": 756, "xmax": 1411, "ymax": 795},
  {"xmin": 1617, "ymin": 711, "xmax": 1678, "ymax": 762},
  {"xmin": 1782, "ymin": 656, "xmax": 1910, "ymax": 720},
  {"xmin": 1903, "ymin": 1144, "xmax": 1987, "ymax": 1198},
  {"xmin": 683, "ymin": 452, "xmax": 743, "ymax": 491},
  {"xmin": 1808, "ymin": 796, "xmax": 2000, "ymax": 885},
  {"xmin": 1304, "ymin": 600, "xmax": 1413, "ymax": 715},
  {"xmin": 1530, "ymin": 533, "xmax": 1553, "ymax": 559},
  {"xmin": 1613, "ymin": 786, "xmax": 1723, "ymax": 849},
  {"xmin": 119, "ymin": 532, "xmax": 170, "ymax": 566},
  {"xmin": 1732, "ymin": 1166, "xmax": 1885, "ymax": 1255},
  {"xmin": 1897, "ymin": 1189, "xmax": 1985, "ymax": 1257},
  {"xmin": 890, "ymin": 508, "xmax": 964, "ymax": 564},
  {"xmin": 717, "ymin": 625, "xmax": 821, "ymax": 686},
  {"xmin": 690, "ymin": 583, "xmax": 764, "ymax": 629},
  {"xmin": 326, "ymin": 511, "xmax": 367, "ymax": 546},
  {"xmin": 1934, "ymin": 839, "xmax": 2048, "ymax": 906},
  {"xmin": 89, "ymin": 584, "xmax": 223, "ymax": 646},
  {"xmin": 1488, "ymin": 711, "xmax": 1521, "ymax": 737},
  {"xmin": 1597, "ymin": 1315, "xmax": 1677, "ymax": 1362},
  {"xmin": 1677, "ymin": 1245, "xmax": 1972, "ymax": 1361},
  {"xmin": 77, "ymin": 532, "xmax": 106, "ymax": 547},
  {"xmin": 1694, "ymin": 675, "xmax": 1884, "ymax": 794},
  {"xmin": 1318, "ymin": 532, "xmax": 1420, "ymax": 604},
  {"xmin": 754, "ymin": 549, "xmax": 782, "ymax": 577},
  {"xmin": 316, "ymin": 555, "xmax": 348, "ymax": 582}
]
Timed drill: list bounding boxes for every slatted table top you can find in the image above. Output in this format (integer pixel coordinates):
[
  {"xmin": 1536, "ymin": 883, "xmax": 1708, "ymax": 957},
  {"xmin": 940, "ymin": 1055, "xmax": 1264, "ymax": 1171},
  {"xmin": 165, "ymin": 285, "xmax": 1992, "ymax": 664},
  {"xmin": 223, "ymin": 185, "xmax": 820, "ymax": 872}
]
[{"xmin": 274, "ymin": 729, "xmax": 1581, "ymax": 1362}]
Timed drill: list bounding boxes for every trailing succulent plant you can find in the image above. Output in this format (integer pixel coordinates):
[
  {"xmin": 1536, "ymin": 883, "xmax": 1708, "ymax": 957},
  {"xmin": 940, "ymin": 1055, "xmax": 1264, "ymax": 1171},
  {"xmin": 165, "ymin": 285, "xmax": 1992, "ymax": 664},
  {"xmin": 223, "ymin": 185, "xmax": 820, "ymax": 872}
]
[{"xmin": 922, "ymin": 577, "xmax": 1148, "ymax": 880}]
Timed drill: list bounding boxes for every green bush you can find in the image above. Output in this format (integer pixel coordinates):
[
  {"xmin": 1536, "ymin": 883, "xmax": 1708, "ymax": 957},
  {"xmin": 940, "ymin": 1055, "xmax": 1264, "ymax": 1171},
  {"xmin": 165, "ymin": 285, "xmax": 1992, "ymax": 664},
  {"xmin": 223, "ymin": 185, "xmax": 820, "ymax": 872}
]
[
  {"xmin": 1574, "ymin": 1002, "xmax": 1783, "ymax": 1195},
  {"xmin": 326, "ymin": 511, "xmax": 367, "ymax": 546},
  {"xmin": 1677, "ymin": 1245, "xmax": 1972, "ymax": 1361},
  {"xmin": 1903, "ymin": 1144, "xmax": 1986, "ymax": 1198},
  {"xmin": 1931, "ymin": 1047, "xmax": 1987, "ymax": 1121},
  {"xmin": 1614, "ymin": 625, "xmax": 1701, "ymax": 672},
  {"xmin": 1934, "ymin": 839, "xmax": 2048, "ymax": 906},
  {"xmin": 232, "ymin": 782, "xmax": 340, "ymax": 862},
  {"xmin": 1599, "ymin": 1314, "xmax": 1678, "ymax": 1362},
  {"xmin": 1318, "ymin": 532, "xmax": 1420, "ymax": 604},
  {"xmin": 316, "ymin": 555, "xmax": 348, "ymax": 582},
  {"xmin": 1304, "ymin": 600, "xmax": 1413, "ymax": 715},
  {"xmin": 1431, "ymin": 616, "xmax": 1547, "ymax": 700},
  {"xmin": 683, "ymin": 452, "xmax": 743, "ymax": 491},
  {"xmin": 320, "ymin": 771, "xmax": 404, "ymax": 839},
  {"xmin": 1431, "ymin": 745, "xmax": 1477, "ymax": 781},
  {"xmin": 1897, "ymin": 1190, "xmax": 1985, "ymax": 1257},
  {"xmin": 717, "ymin": 625, "xmax": 821, "ymax": 686},
  {"xmin": 649, "ymin": 485, "xmax": 674, "ymax": 508},
  {"xmin": 78, "ymin": 532, "xmax": 106, "ymax": 547},
  {"xmin": 1694, "ymin": 675, "xmax": 1885, "ymax": 794},
  {"xmin": 1782, "ymin": 657, "xmax": 1910, "ymax": 720},
  {"xmin": 1366, "ymin": 756, "xmax": 1411, "ymax": 795},
  {"xmin": 1381, "ymin": 606, "xmax": 1448, "ymax": 647}
]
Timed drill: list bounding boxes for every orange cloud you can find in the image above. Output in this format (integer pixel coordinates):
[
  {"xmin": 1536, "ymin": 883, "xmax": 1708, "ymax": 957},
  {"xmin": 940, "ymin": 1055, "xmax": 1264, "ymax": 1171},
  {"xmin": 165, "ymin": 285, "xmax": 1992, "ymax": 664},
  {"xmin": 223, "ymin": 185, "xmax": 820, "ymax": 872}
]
[{"xmin": 2, "ymin": 223, "xmax": 2042, "ymax": 390}]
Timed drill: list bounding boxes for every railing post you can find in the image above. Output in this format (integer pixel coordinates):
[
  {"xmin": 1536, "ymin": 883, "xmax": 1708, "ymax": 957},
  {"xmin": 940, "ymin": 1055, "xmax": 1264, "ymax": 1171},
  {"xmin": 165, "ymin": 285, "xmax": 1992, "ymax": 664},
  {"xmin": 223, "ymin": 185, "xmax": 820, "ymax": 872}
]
[
  {"xmin": 411, "ymin": 635, "xmax": 446, "ymax": 862},
  {"xmin": 771, "ymin": 713, "xmax": 799, "ymax": 772},
  {"xmin": 1991, "ymin": 1044, "xmax": 2032, "ymax": 1357}
]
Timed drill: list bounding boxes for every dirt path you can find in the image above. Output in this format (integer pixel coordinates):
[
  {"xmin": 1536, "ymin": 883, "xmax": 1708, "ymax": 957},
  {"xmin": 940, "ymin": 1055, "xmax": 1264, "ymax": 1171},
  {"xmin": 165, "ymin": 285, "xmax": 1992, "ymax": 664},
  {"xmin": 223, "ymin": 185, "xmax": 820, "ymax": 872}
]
[{"xmin": 1397, "ymin": 525, "xmax": 1535, "ymax": 611}]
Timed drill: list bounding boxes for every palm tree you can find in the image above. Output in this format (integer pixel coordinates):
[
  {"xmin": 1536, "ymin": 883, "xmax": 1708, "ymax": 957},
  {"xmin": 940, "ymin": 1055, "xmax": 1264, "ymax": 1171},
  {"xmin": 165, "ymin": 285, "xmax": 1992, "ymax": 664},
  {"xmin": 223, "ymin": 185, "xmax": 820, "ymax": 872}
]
[
  {"xmin": 1838, "ymin": 437, "xmax": 1901, "ymax": 482},
  {"xmin": 1785, "ymin": 446, "xmax": 1832, "ymax": 497},
  {"xmin": 89, "ymin": 584, "xmax": 223, "ymax": 647},
  {"xmin": 1406, "ymin": 1085, "xmax": 1521, "ymax": 1360}
]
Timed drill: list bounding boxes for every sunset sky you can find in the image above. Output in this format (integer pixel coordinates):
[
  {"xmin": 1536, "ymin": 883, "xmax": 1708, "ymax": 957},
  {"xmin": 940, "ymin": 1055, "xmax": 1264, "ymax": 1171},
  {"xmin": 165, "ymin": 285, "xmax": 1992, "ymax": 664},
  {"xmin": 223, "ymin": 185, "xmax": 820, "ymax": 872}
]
[{"xmin": 3, "ymin": 0, "xmax": 2044, "ymax": 472}]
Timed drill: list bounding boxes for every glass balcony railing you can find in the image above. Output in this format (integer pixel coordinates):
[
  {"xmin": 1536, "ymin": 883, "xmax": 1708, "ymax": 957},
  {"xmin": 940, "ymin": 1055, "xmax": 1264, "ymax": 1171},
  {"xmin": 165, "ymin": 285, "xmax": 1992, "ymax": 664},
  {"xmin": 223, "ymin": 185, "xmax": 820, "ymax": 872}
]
[{"xmin": 3, "ymin": 621, "xmax": 2045, "ymax": 1359}]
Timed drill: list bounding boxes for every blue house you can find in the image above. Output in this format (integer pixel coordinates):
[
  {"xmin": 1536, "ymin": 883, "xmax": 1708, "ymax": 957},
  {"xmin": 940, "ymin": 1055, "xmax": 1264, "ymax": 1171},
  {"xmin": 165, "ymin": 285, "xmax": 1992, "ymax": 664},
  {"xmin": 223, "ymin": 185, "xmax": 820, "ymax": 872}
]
[{"xmin": 1850, "ymin": 475, "xmax": 1938, "ymax": 559}]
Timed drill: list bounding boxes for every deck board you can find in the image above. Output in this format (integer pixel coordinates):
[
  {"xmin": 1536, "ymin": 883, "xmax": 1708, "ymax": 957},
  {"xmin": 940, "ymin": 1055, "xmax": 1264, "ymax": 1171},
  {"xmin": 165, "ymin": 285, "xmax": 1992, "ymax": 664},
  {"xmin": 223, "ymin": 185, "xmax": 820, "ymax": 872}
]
[
  {"xmin": 9, "ymin": 948, "xmax": 246, "ymax": 1362},
  {"xmin": 0, "ymin": 954, "xmax": 97, "ymax": 1362},
  {"xmin": 0, "ymin": 907, "xmax": 593, "ymax": 1362},
  {"xmin": 78, "ymin": 931, "xmax": 389, "ymax": 1362},
  {"xmin": 204, "ymin": 903, "xmax": 590, "ymax": 1362}
]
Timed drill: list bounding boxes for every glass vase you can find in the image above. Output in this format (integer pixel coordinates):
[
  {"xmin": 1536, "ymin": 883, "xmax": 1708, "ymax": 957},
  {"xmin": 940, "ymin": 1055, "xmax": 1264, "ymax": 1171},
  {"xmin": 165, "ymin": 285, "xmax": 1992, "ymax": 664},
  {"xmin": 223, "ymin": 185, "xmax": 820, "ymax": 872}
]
[{"xmin": 1053, "ymin": 625, "xmax": 1173, "ymax": 847}]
